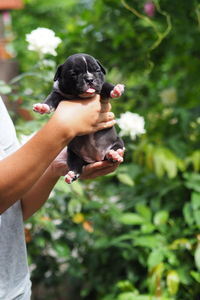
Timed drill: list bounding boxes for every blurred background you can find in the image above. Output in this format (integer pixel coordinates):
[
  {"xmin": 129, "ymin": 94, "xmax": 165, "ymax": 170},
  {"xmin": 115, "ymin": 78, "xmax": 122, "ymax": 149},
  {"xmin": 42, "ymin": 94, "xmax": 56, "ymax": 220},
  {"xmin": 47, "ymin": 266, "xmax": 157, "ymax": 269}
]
[{"xmin": 0, "ymin": 0, "xmax": 200, "ymax": 299}]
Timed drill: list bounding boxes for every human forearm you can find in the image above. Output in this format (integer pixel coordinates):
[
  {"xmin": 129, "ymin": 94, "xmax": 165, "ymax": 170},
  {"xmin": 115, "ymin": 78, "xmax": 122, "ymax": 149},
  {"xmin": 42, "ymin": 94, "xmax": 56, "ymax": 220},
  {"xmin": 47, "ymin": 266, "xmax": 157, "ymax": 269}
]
[
  {"xmin": 21, "ymin": 166, "xmax": 60, "ymax": 220},
  {"xmin": 0, "ymin": 117, "xmax": 69, "ymax": 213}
]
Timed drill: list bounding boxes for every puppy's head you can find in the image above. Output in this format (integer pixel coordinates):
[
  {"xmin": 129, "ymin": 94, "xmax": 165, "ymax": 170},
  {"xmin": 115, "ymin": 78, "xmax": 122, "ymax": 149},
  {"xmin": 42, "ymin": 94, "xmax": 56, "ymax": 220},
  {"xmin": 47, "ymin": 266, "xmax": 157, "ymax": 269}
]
[{"xmin": 54, "ymin": 53, "xmax": 106, "ymax": 98}]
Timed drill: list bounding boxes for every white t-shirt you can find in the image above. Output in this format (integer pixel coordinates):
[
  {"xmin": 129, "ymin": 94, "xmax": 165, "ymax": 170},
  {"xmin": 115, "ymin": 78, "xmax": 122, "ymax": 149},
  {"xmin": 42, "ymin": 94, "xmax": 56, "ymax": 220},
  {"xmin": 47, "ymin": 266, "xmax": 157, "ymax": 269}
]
[{"xmin": 0, "ymin": 98, "xmax": 31, "ymax": 300}]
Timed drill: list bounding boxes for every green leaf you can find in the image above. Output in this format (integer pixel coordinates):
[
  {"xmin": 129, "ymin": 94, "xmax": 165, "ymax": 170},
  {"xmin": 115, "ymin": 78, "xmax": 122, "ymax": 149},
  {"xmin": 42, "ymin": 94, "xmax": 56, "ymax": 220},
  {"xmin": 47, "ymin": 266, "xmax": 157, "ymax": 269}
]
[
  {"xmin": 68, "ymin": 198, "xmax": 82, "ymax": 216},
  {"xmin": 36, "ymin": 237, "xmax": 46, "ymax": 248},
  {"xmin": 71, "ymin": 181, "xmax": 84, "ymax": 196},
  {"xmin": 133, "ymin": 234, "xmax": 165, "ymax": 249},
  {"xmin": 116, "ymin": 280, "xmax": 135, "ymax": 292},
  {"xmin": 148, "ymin": 263, "xmax": 164, "ymax": 294},
  {"xmin": 141, "ymin": 223, "xmax": 155, "ymax": 234},
  {"xmin": 135, "ymin": 204, "xmax": 152, "ymax": 221},
  {"xmin": 55, "ymin": 179, "xmax": 71, "ymax": 193},
  {"xmin": 118, "ymin": 293, "xmax": 171, "ymax": 300},
  {"xmin": 183, "ymin": 193, "xmax": 200, "ymax": 228},
  {"xmin": 117, "ymin": 292, "xmax": 137, "ymax": 300},
  {"xmin": 148, "ymin": 248, "xmax": 165, "ymax": 268},
  {"xmin": 54, "ymin": 242, "xmax": 70, "ymax": 258},
  {"xmin": 194, "ymin": 244, "xmax": 200, "ymax": 271},
  {"xmin": 153, "ymin": 147, "xmax": 180, "ymax": 179},
  {"xmin": 194, "ymin": 210, "xmax": 200, "ymax": 228},
  {"xmin": 169, "ymin": 238, "xmax": 192, "ymax": 250},
  {"xmin": 0, "ymin": 80, "xmax": 12, "ymax": 94},
  {"xmin": 117, "ymin": 173, "xmax": 134, "ymax": 186},
  {"xmin": 184, "ymin": 173, "xmax": 200, "ymax": 193},
  {"xmin": 154, "ymin": 210, "xmax": 169, "ymax": 225},
  {"xmin": 191, "ymin": 192, "xmax": 200, "ymax": 209},
  {"xmin": 190, "ymin": 270, "xmax": 200, "ymax": 283},
  {"xmin": 183, "ymin": 202, "xmax": 194, "ymax": 226},
  {"xmin": 186, "ymin": 151, "xmax": 200, "ymax": 172},
  {"xmin": 167, "ymin": 270, "xmax": 180, "ymax": 295},
  {"xmin": 119, "ymin": 213, "xmax": 145, "ymax": 225}
]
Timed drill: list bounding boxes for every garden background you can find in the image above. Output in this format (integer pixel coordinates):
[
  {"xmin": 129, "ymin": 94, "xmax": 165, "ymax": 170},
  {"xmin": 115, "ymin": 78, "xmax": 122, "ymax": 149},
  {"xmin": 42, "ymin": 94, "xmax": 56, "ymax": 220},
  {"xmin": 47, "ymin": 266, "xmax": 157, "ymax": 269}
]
[{"xmin": 1, "ymin": 0, "xmax": 200, "ymax": 299}]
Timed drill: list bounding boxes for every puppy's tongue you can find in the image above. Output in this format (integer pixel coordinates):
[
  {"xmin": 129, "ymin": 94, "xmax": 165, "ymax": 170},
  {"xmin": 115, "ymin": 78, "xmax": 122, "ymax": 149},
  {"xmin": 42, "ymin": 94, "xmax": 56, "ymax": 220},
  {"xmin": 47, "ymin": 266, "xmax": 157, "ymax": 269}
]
[
  {"xmin": 80, "ymin": 88, "xmax": 96, "ymax": 98},
  {"xmin": 86, "ymin": 88, "xmax": 95, "ymax": 94}
]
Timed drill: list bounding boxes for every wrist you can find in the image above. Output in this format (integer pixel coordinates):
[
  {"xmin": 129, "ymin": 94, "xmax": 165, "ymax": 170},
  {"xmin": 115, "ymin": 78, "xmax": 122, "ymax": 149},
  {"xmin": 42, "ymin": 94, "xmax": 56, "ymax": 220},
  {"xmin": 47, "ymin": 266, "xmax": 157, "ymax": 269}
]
[{"xmin": 47, "ymin": 111, "xmax": 75, "ymax": 146}]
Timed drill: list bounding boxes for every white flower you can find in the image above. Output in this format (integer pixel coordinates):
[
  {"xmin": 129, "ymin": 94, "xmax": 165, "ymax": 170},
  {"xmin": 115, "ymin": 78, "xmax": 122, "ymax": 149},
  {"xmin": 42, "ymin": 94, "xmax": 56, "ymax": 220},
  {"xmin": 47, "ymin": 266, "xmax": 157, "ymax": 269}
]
[
  {"xmin": 117, "ymin": 112, "xmax": 146, "ymax": 140},
  {"xmin": 26, "ymin": 27, "xmax": 61, "ymax": 56}
]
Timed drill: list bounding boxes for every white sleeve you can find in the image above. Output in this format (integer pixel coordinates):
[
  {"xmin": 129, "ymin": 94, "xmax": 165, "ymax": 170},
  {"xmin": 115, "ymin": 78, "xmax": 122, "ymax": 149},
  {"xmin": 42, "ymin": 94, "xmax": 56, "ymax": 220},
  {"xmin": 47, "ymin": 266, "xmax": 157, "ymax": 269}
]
[{"xmin": 0, "ymin": 97, "xmax": 20, "ymax": 158}]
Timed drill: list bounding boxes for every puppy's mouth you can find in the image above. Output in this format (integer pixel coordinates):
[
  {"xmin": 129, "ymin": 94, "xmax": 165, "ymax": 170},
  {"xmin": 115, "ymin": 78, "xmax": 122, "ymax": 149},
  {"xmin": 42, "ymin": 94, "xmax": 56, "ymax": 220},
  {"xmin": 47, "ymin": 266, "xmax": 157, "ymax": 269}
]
[{"xmin": 79, "ymin": 87, "xmax": 96, "ymax": 98}]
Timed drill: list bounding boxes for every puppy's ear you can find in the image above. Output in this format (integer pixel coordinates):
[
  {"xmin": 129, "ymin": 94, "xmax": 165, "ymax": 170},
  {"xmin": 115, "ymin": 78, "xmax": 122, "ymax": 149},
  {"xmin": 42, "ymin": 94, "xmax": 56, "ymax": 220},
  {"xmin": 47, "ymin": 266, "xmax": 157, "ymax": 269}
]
[
  {"xmin": 96, "ymin": 60, "xmax": 106, "ymax": 75},
  {"xmin": 54, "ymin": 64, "xmax": 63, "ymax": 81}
]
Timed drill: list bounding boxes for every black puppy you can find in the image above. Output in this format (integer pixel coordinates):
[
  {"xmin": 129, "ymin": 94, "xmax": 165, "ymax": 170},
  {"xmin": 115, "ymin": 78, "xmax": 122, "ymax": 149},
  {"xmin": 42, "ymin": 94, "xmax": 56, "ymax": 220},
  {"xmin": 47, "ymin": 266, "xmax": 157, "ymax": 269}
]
[{"xmin": 33, "ymin": 53, "xmax": 125, "ymax": 183}]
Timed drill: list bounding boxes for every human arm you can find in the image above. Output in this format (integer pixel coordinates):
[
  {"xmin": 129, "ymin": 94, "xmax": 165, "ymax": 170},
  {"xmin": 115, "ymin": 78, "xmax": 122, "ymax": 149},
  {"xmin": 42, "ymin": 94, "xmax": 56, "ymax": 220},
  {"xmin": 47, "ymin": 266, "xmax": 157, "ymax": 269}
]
[
  {"xmin": 21, "ymin": 148, "xmax": 124, "ymax": 220},
  {"xmin": 0, "ymin": 95, "xmax": 114, "ymax": 214}
]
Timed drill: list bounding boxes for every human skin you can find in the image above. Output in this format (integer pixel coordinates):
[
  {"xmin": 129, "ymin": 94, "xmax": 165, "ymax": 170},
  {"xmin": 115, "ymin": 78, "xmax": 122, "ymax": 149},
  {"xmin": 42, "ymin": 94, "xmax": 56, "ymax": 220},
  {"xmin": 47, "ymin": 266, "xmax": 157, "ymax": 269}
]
[
  {"xmin": 0, "ymin": 95, "xmax": 117, "ymax": 215},
  {"xmin": 22, "ymin": 148, "xmax": 124, "ymax": 220}
]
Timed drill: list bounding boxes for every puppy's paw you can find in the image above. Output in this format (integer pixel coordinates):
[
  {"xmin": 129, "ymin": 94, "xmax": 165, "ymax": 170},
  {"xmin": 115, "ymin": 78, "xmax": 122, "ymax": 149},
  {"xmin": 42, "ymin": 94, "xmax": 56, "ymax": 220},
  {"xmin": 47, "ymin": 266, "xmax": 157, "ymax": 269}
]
[
  {"xmin": 64, "ymin": 171, "xmax": 80, "ymax": 184},
  {"xmin": 110, "ymin": 84, "xmax": 125, "ymax": 98},
  {"xmin": 106, "ymin": 149, "xmax": 124, "ymax": 163},
  {"xmin": 33, "ymin": 103, "xmax": 51, "ymax": 114}
]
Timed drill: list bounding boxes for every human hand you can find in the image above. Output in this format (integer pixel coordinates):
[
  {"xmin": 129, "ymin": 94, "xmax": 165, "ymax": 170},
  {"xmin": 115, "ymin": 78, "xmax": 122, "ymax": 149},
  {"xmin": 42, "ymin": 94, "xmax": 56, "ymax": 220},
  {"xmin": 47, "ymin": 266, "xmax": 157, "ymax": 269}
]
[
  {"xmin": 51, "ymin": 94, "xmax": 115, "ymax": 140},
  {"xmin": 80, "ymin": 148, "xmax": 124, "ymax": 180},
  {"xmin": 49, "ymin": 148, "xmax": 124, "ymax": 180}
]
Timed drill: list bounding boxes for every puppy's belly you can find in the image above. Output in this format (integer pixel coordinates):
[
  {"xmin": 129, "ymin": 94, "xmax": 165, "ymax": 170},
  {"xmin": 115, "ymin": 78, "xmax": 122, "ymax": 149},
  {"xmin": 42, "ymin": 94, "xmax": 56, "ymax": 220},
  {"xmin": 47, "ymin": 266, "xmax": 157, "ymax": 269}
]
[
  {"xmin": 69, "ymin": 134, "xmax": 112, "ymax": 163},
  {"xmin": 81, "ymin": 146, "xmax": 111, "ymax": 163}
]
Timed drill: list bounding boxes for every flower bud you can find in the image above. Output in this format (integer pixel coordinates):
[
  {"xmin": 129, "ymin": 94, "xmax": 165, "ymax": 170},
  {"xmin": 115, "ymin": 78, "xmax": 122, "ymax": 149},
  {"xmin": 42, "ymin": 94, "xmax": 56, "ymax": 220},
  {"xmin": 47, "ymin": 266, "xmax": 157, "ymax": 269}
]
[{"xmin": 144, "ymin": 1, "xmax": 155, "ymax": 17}]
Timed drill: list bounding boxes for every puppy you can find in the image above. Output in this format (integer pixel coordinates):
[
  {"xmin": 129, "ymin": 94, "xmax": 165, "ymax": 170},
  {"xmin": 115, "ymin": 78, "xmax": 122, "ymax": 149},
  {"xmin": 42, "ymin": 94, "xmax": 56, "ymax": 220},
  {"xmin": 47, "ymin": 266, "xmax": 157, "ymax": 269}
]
[{"xmin": 33, "ymin": 53, "xmax": 125, "ymax": 183}]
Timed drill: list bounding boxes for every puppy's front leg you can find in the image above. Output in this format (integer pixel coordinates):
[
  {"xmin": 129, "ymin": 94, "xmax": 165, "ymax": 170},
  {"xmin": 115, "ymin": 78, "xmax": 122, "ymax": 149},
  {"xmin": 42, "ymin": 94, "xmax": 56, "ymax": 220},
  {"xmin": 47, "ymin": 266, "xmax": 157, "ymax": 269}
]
[
  {"xmin": 33, "ymin": 92, "xmax": 62, "ymax": 114},
  {"xmin": 101, "ymin": 82, "xmax": 125, "ymax": 100},
  {"xmin": 110, "ymin": 84, "xmax": 125, "ymax": 98}
]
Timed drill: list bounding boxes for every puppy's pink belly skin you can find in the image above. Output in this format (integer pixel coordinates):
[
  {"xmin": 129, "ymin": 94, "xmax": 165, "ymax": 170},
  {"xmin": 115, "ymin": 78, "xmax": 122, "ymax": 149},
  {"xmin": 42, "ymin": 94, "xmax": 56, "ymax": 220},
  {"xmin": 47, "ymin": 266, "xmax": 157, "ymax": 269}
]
[
  {"xmin": 80, "ymin": 145, "xmax": 112, "ymax": 163},
  {"xmin": 81, "ymin": 151, "xmax": 105, "ymax": 163}
]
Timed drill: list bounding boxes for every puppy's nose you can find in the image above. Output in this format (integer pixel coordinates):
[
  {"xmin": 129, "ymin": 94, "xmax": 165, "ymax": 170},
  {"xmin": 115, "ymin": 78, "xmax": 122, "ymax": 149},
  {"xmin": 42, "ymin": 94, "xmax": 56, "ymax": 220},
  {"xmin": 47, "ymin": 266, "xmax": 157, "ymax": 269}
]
[
  {"xmin": 85, "ymin": 73, "xmax": 94, "ymax": 83},
  {"xmin": 86, "ymin": 78, "xmax": 94, "ymax": 84}
]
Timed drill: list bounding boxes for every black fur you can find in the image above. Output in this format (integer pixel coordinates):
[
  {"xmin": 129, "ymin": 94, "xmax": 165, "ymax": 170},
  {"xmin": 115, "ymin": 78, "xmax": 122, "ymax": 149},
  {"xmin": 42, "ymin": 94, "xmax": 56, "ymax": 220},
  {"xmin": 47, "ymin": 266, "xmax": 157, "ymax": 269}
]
[{"xmin": 41, "ymin": 53, "xmax": 124, "ymax": 182}]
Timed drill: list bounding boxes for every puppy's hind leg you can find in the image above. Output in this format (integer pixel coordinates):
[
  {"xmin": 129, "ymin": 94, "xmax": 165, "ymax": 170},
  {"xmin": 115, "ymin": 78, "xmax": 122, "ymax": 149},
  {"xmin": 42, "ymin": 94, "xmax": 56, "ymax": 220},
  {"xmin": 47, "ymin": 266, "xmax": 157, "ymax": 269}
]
[
  {"xmin": 65, "ymin": 149, "xmax": 87, "ymax": 184},
  {"xmin": 105, "ymin": 137, "xmax": 125, "ymax": 163}
]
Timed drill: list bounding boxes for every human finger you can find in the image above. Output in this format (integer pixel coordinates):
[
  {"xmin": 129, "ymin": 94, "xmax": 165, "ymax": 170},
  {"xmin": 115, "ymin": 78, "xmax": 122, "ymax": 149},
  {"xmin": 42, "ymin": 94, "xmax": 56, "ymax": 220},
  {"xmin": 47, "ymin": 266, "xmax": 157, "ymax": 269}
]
[
  {"xmin": 80, "ymin": 160, "xmax": 121, "ymax": 180},
  {"xmin": 98, "ymin": 112, "xmax": 115, "ymax": 123},
  {"xmin": 95, "ymin": 119, "xmax": 117, "ymax": 131},
  {"xmin": 100, "ymin": 101, "xmax": 112, "ymax": 113}
]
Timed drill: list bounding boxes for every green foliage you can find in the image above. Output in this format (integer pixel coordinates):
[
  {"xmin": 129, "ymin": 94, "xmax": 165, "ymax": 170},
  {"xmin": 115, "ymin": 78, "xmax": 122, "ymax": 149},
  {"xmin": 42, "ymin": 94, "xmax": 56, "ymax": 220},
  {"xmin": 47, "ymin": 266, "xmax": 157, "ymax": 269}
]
[{"xmin": 3, "ymin": 0, "xmax": 200, "ymax": 299}]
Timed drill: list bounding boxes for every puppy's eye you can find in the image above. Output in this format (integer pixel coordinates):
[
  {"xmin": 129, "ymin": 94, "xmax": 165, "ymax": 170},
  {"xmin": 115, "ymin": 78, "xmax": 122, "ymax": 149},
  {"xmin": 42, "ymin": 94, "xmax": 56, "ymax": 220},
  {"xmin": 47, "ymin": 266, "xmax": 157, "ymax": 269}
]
[{"xmin": 69, "ymin": 71, "xmax": 77, "ymax": 77}]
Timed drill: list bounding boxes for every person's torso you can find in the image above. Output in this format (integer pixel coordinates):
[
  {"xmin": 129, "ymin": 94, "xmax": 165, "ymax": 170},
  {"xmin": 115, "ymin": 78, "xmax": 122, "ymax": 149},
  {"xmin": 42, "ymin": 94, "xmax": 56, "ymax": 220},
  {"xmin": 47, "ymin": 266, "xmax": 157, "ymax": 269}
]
[{"xmin": 0, "ymin": 98, "xmax": 31, "ymax": 300}]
